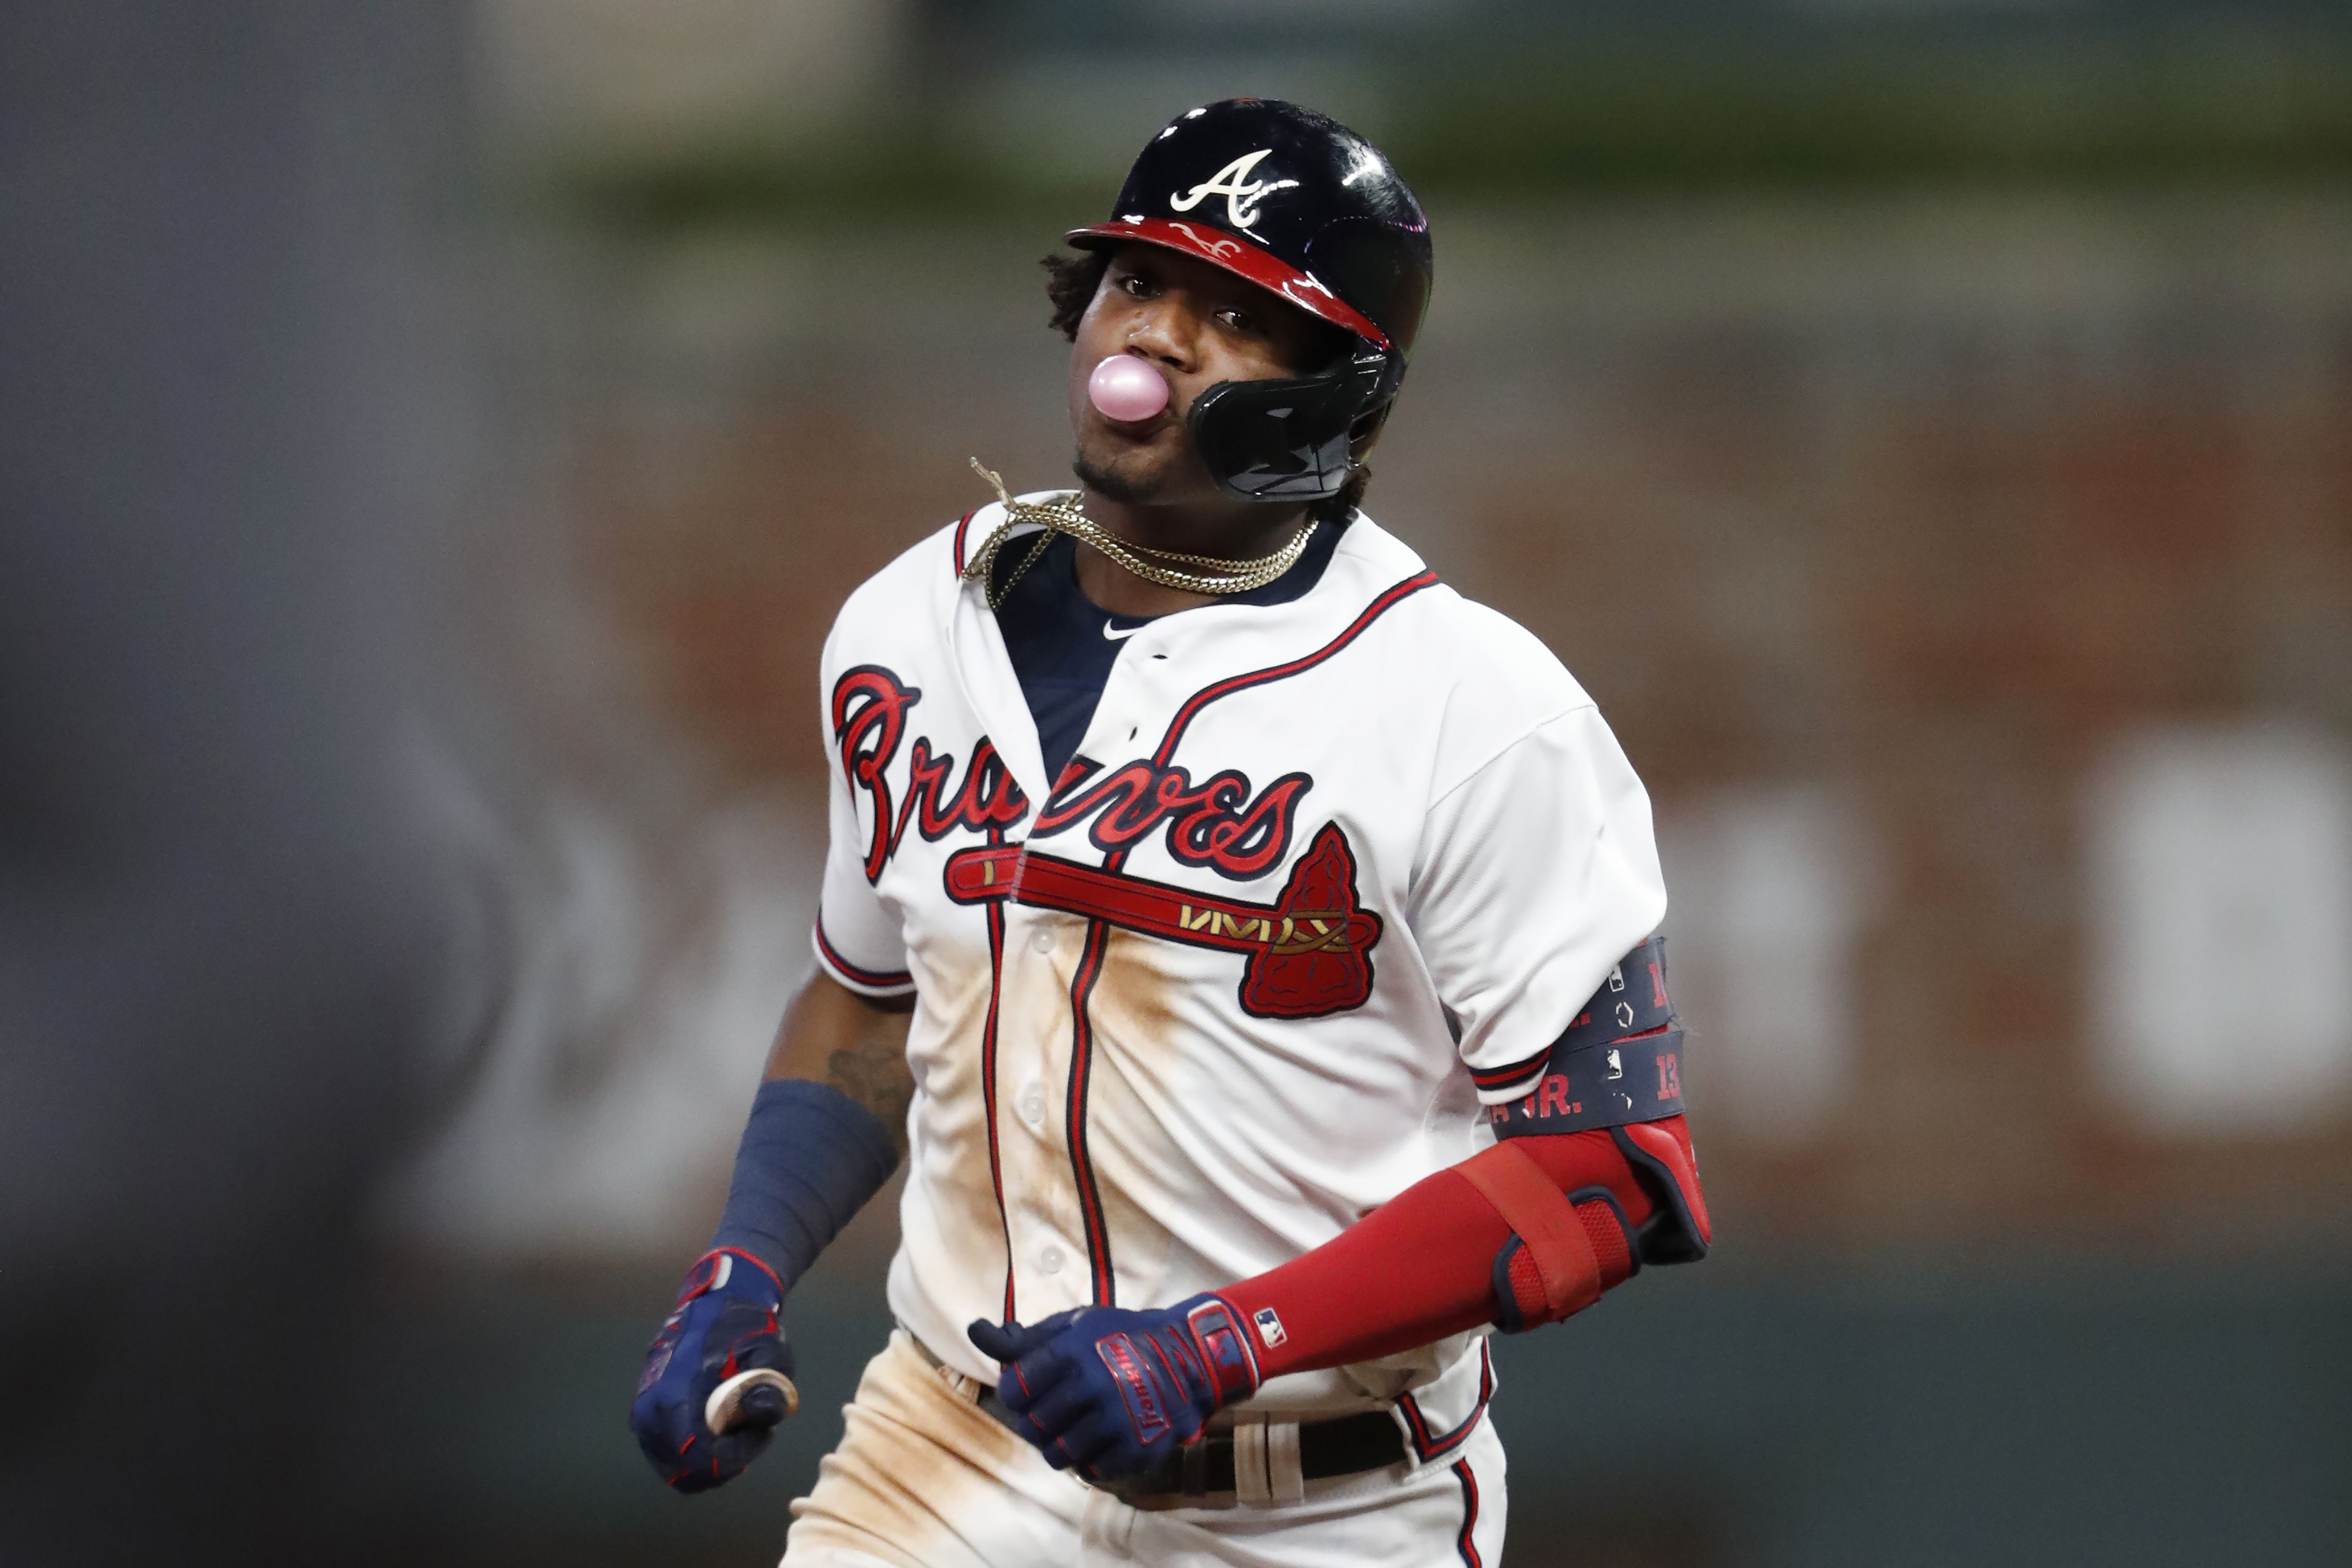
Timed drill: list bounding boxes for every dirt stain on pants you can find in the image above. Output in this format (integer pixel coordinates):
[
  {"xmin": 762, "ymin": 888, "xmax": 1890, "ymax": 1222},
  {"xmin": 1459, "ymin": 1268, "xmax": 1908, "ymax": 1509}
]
[{"xmin": 782, "ymin": 1332, "xmax": 1509, "ymax": 1568}]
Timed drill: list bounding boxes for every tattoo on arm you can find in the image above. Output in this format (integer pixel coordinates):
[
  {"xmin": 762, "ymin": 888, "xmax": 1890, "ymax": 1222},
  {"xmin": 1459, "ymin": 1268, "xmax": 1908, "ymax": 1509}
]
[
  {"xmin": 825, "ymin": 1022, "xmax": 914, "ymax": 1160},
  {"xmin": 768, "ymin": 973, "xmax": 916, "ymax": 1159}
]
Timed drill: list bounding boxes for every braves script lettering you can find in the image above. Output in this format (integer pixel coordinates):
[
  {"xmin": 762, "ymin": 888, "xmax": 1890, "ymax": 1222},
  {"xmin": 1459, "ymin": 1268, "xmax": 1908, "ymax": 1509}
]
[
  {"xmin": 833, "ymin": 666, "xmax": 1028, "ymax": 881},
  {"xmin": 1034, "ymin": 757, "xmax": 1313, "ymax": 882}
]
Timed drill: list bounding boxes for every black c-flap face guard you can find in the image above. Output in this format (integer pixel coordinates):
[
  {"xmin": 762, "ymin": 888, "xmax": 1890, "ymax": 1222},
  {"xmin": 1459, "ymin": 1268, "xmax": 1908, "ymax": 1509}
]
[{"xmin": 1186, "ymin": 345, "xmax": 1400, "ymax": 504}]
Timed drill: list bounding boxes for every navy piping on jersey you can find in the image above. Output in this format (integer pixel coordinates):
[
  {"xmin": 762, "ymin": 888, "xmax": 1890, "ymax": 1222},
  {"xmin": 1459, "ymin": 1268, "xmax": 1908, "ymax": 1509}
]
[
  {"xmin": 813, "ymin": 915, "xmax": 912, "ymax": 991},
  {"xmin": 989, "ymin": 514, "xmax": 1349, "ymax": 1307},
  {"xmin": 1451, "ymin": 1459, "xmax": 1485, "ymax": 1568},
  {"xmin": 989, "ymin": 523, "xmax": 1345, "ymax": 786},
  {"xmin": 1399, "ymin": 1340, "xmax": 1494, "ymax": 1464},
  {"xmin": 1469, "ymin": 1040, "xmax": 1555, "ymax": 1097},
  {"xmin": 974, "ymin": 825, "xmax": 1017, "ymax": 1325},
  {"xmin": 950, "ymin": 506, "xmax": 981, "ymax": 574},
  {"xmin": 1064, "ymin": 557, "xmax": 1435, "ymax": 1308},
  {"xmin": 1064, "ymin": 920, "xmax": 1116, "ymax": 1305},
  {"xmin": 1141, "ymin": 567, "xmax": 1439, "ymax": 774}
]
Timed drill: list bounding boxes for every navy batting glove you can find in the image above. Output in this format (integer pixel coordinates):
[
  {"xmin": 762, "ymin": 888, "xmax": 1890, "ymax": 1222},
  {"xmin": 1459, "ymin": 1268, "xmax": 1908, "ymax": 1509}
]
[
  {"xmin": 967, "ymin": 1295, "xmax": 1261, "ymax": 1481},
  {"xmin": 631, "ymin": 1248, "xmax": 793, "ymax": 1493}
]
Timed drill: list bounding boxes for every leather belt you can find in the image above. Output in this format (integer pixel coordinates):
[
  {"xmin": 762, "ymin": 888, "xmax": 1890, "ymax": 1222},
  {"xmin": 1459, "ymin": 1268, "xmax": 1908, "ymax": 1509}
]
[
  {"xmin": 976, "ymin": 1384, "xmax": 1405, "ymax": 1506},
  {"xmin": 905, "ymin": 1331, "xmax": 1406, "ymax": 1507}
]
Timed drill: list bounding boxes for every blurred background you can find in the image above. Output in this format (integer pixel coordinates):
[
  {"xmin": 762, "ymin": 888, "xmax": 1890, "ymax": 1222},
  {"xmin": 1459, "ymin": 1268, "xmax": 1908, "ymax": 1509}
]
[{"xmin": 5, "ymin": 2, "xmax": 2350, "ymax": 1564}]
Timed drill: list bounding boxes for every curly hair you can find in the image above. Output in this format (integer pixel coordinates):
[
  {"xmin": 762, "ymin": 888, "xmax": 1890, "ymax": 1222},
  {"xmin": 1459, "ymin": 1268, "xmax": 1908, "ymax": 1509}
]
[
  {"xmin": 1044, "ymin": 249, "xmax": 1109, "ymax": 342},
  {"xmin": 1042, "ymin": 251, "xmax": 1371, "ymax": 526}
]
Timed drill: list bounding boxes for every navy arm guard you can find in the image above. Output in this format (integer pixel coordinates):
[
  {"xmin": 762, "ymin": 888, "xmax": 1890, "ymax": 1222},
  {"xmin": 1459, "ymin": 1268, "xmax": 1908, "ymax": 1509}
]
[{"xmin": 1486, "ymin": 936, "xmax": 1711, "ymax": 1274}]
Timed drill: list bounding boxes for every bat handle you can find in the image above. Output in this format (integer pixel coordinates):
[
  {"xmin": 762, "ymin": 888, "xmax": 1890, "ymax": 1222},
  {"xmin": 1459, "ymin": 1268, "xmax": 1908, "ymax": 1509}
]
[{"xmin": 704, "ymin": 1367, "xmax": 800, "ymax": 1434}]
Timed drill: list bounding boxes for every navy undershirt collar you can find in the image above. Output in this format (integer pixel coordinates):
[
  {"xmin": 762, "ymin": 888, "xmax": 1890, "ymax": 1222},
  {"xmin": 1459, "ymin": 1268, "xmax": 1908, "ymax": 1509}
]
[{"xmin": 991, "ymin": 517, "xmax": 1345, "ymax": 787}]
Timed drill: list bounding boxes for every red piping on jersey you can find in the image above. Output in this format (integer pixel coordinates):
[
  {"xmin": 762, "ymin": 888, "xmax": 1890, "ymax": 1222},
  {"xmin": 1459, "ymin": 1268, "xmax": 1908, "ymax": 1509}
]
[
  {"xmin": 1451, "ymin": 1458, "xmax": 1485, "ymax": 1568},
  {"xmin": 950, "ymin": 506, "xmax": 981, "ymax": 576},
  {"xmin": 1146, "ymin": 570, "xmax": 1440, "ymax": 771},
  {"xmin": 1468, "ymin": 1042, "xmax": 1554, "ymax": 1095},
  {"xmin": 1473, "ymin": 1009, "xmax": 1676, "ymax": 1100},
  {"xmin": 813, "ymin": 915, "xmax": 913, "ymax": 992},
  {"xmin": 1057, "ymin": 567, "xmax": 1438, "ymax": 1316},
  {"xmin": 979, "ymin": 890, "xmax": 1016, "ymax": 1323},
  {"xmin": 1398, "ymin": 1339, "xmax": 1494, "ymax": 1464},
  {"xmin": 1064, "ymin": 921, "xmax": 1117, "ymax": 1306}
]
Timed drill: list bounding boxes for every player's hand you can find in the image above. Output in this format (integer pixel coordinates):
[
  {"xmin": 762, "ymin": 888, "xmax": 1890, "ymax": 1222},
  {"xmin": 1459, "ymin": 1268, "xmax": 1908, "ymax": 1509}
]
[
  {"xmin": 631, "ymin": 1248, "xmax": 795, "ymax": 1493},
  {"xmin": 968, "ymin": 1295, "xmax": 1260, "ymax": 1481}
]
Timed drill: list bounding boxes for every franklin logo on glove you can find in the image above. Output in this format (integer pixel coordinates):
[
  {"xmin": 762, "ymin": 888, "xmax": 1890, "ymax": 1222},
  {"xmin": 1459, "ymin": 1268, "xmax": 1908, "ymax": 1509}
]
[
  {"xmin": 970, "ymin": 1295, "xmax": 1261, "ymax": 1482},
  {"xmin": 1097, "ymin": 1334, "xmax": 1171, "ymax": 1443}
]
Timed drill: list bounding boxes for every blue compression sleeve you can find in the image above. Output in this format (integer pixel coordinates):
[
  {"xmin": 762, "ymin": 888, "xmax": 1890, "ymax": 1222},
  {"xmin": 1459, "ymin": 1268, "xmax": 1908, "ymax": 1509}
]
[{"xmin": 709, "ymin": 1078, "xmax": 899, "ymax": 1291}]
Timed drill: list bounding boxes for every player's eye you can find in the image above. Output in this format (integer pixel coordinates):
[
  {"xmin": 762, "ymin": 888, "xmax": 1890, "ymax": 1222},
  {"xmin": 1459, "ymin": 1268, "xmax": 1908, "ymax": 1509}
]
[
  {"xmin": 1215, "ymin": 307, "xmax": 1259, "ymax": 336},
  {"xmin": 1118, "ymin": 272, "xmax": 1158, "ymax": 299}
]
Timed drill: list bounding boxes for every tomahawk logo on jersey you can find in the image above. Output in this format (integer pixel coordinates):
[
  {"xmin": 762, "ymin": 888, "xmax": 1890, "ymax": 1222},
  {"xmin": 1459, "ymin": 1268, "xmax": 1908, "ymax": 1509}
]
[{"xmin": 810, "ymin": 497, "xmax": 1669, "ymax": 1424}]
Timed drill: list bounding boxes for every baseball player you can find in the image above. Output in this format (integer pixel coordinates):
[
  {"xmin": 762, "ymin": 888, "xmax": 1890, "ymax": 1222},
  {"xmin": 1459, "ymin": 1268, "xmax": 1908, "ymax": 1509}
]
[{"xmin": 630, "ymin": 99, "xmax": 1711, "ymax": 1567}]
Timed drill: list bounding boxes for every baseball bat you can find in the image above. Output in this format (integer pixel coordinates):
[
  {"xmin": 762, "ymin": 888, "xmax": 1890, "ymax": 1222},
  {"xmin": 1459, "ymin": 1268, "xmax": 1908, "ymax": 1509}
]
[{"xmin": 704, "ymin": 1367, "xmax": 801, "ymax": 1434}]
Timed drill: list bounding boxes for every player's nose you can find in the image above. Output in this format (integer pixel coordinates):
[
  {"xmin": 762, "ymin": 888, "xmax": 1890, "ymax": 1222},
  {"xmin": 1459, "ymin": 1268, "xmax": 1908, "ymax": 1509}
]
[{"xmin": 1123, "ymin": 297, "xmax": 1199, "ymax": 375}]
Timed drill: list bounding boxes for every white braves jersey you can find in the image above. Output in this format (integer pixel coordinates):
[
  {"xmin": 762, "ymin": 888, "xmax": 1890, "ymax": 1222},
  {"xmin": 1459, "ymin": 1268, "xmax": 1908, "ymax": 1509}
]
[{"xmin": 811, "ymin": 498, "xmax": 1667, "ymax": 1434}]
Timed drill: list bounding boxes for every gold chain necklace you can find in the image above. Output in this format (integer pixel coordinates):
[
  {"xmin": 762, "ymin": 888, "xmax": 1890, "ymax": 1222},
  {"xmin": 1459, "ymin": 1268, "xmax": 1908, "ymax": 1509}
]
[{"xmin": 963, "ymin": 459, "xmax": 1315, "ymax": 612}]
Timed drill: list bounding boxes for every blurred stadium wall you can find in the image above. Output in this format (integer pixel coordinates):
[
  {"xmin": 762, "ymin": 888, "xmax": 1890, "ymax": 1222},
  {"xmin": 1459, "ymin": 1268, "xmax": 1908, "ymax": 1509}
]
[{"xmin": 9, "ymin": 3, "xmax": 2350, "ymax": 1565}]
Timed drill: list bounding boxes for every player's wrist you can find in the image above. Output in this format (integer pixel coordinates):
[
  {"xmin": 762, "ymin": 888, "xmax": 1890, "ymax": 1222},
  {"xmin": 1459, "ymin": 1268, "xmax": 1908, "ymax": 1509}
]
[
  {"xmin": 707, "ymin": 1077, "xmax": 896, "ymax": 1297},
  {"xmin": 686, "ymin": 1246, "xmax": 784, "ymax": 1306},
  {"xmin": 1173, "ymin": 1293, "xmax": 1262, "ymax": 1406},
  {"xmin": 1204, "ymin": 1270, "xmax": 1328, "ymax": 1381}
]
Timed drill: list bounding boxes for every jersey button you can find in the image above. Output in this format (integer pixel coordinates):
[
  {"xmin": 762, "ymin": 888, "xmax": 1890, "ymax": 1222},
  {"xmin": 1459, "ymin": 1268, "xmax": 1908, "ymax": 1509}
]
[
  {"xmin": 1039, "ymin": 1246, "xmax": 1066, "ymax": 1275},
  {"xmin": 1029, "ymin": 929, "xmax": 1055, "ymax": 955},
  {"xmin": 1018, "ymin": 1087, "xmax": 1044, "ymax": 1125}
]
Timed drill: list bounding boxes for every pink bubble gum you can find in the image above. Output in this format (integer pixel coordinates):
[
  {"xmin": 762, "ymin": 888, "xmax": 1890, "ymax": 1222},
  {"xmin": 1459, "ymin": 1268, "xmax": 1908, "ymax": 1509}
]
[{"xmin": 1088, "ymin": 355, "xmax": 1170, "ymax": 423}]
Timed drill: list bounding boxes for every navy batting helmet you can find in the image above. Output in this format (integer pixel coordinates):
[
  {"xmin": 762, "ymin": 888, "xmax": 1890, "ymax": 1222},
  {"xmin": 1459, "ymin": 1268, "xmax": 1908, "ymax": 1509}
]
[{"xmin": 1068, "ymin": 99, "xmax": 1434, "ymax": 504}]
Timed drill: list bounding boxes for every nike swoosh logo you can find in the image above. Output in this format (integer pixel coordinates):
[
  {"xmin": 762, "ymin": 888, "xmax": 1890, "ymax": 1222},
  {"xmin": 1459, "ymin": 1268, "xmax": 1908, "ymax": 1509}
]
[{"xmin": 1102, "ymin": 621, "xmax": 1145, "ymax": 641}]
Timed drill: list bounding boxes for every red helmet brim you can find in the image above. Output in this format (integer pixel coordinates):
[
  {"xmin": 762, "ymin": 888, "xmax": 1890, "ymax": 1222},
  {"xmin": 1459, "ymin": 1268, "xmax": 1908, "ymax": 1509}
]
[{"xmin": 1066, "ymin": 216, "xmax": 1392, "ymax": 353}]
